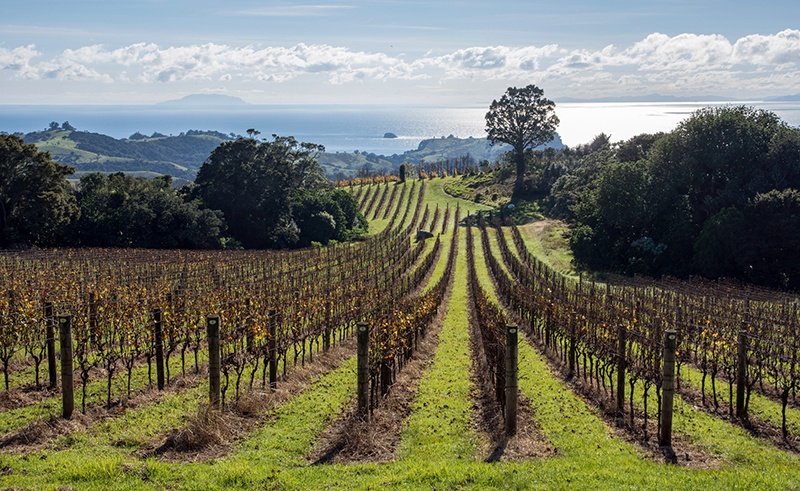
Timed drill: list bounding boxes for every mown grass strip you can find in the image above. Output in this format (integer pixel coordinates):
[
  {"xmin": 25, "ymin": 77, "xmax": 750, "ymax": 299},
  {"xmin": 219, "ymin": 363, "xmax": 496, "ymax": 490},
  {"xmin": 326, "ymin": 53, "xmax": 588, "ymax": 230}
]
[
  {"xmin": 517, "ymin": 220, "xmax": 575, "ymax": 276},
  {"xmin": 396, "ymin": 230, "xmax": 475, "ymax": 462},
  {"xmin": 0, "ymin": 353, "xmax": 359, "ymax": 490}
]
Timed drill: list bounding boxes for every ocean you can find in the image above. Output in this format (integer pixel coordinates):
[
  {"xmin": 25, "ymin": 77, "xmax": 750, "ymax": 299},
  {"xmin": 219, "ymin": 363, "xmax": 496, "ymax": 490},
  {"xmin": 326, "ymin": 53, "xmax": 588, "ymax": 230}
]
[{"xmin": 2, "ymin": 101, "xmax": 799, "ymax": 156}]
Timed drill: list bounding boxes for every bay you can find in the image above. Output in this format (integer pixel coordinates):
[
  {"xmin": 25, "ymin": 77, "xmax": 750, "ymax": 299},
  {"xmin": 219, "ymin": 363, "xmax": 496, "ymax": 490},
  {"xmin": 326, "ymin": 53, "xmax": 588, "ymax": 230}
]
[{"xmin": 1, "ymin": 101, "xmax": 799, "ymax": 156}]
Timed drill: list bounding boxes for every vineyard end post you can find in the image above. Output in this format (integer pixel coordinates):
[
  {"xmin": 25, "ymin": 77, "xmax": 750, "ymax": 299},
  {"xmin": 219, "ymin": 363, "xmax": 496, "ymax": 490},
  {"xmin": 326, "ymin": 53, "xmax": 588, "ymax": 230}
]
[
  {"xmin": 153, "ymin": 309, "xmax": 165, "ymax": 390},
  {"xmin": 660, "ymin": 329, "xmax": 678, "ymax": 449},
  {"xmin": 45, "ymin": 302, "xmax": 57, "ymax": 389},
  {"xmin": 207, "ymin": 316, "xmax": 221, "ymax": 408},
  {"xmin": 357, "ymin": 321, "xmax": 370, "ymax": 421},
  {"xmin": 736, "ymin": 330, "xmax": 748, "ymax": 418},
  {"xmin": 505, "ymin": 324, "xmax": 519, "ymax": 436},
  {"xmin": 58, "ymin": 315, "xmax": 74, "ymax": 419}
]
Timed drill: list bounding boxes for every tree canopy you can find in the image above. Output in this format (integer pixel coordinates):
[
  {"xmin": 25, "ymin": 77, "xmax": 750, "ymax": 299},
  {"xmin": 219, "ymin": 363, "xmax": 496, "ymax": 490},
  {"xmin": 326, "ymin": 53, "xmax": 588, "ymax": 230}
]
[
  {"xmin": 193, "ymin": 134, "xmax": 365, "ymax": 249},
  {"xmin": 0, "ymin": 134, "xmax": 78, "ymax": 247},
  {"xmin": 72, "ymin": 172, "xmax": 225, "ymax": 249},
  {"xmin": 569, "ymin": 105, "xmax": 800, "ymax": 288},
  {"xmin": 485, "ymin": 84, "xmax": 559, "ymax": 196}
]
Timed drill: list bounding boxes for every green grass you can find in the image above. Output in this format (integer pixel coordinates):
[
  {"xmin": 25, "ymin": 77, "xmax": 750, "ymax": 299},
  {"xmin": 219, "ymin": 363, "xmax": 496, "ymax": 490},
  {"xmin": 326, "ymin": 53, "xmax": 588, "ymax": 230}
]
[
  {"xmin": 0, "ymin": 349, "xmax": 206, "ymax": 435},
  {"xmin": 679, "ymin": 364, "xmax": 800, "ymax": 438},
  {"xmin": 397, "ymin": 230, "xmax": 475, "ymax": 462},
  {"xmin": 517, "ymin": 219, "xmax": 576, "ymax": 276},
  {"xmin": 424, "ymin": 176, "xmax": 493, "ymax": 216}
]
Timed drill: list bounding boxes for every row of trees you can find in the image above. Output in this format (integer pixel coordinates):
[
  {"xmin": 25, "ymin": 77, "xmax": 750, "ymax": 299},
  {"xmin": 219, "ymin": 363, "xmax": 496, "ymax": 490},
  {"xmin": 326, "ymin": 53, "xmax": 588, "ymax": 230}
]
[{"xmin": 0, "ymin": 133, "xmax": 367, "ymax": 250}]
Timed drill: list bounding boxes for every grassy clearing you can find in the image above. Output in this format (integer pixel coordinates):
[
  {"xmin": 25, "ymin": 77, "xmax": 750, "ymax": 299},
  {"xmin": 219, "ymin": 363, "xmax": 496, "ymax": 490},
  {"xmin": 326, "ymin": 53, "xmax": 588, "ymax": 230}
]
[
  {"xmin": 518, "ymin": 219, "xmax": 576, "ymax": 276},
  {"xmin": 424, "ymin": 177, "xmax": 492, "ymax": 216}
]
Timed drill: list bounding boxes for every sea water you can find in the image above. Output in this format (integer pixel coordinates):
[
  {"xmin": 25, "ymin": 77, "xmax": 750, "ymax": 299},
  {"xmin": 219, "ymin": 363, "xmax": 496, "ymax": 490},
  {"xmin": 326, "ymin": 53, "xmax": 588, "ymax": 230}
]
[{"xmin": 1, "ymin": 102, "xmax": 799, "ymax": 156}]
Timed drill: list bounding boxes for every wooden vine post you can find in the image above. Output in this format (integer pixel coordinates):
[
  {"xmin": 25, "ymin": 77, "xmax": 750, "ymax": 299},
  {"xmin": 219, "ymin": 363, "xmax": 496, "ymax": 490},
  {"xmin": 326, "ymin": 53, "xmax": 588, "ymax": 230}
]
[
  {"xmin": 207, "ymin": 315, "xmax": 221, "ymax": 408},
  {"xmin": 58, "ymin": 315, "xmax": 74, "ymax": 419},
  {"xmin": 357, "ymin": 321, "xmax": 370, "ymax": 421},
  {"xmin": 268, "ymin": 309, "xmax": 278, "ymax": 390},
  {"xmin": 736, "ymin": 329, "xmax": 748, "ymax": 418},
  {"xmin": 45, "ymin": 302, "xmax": 57, "ymax": 389},
  {"xmin": 660, "ymin": 329, "xmax": 678, "ymax": 448},
  {"xmin": 505, "ymin": 324, "xmax": 519, "ymax": 436},
  {"xmin": 153, "ymin": 308, "xmax": 165, "ymax": 390},
  {"xmin": 616, "ymin": 324, "xmax": 627, "ymax": 427}
]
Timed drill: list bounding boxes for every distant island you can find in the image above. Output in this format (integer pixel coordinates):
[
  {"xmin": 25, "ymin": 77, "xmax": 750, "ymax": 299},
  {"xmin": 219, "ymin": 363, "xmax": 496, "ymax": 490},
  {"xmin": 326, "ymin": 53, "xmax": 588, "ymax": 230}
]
[{"xmin": 158, "ymin": 94, "xmax": 252, "ymax": 107}]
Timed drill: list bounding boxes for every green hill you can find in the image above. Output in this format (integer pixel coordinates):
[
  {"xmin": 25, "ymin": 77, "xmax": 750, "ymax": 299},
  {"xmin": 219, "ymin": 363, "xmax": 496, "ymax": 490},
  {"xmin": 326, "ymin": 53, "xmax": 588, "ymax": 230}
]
[{"xmin": 23, "ymin": 128, "xmax": 233, "ymax": 180}]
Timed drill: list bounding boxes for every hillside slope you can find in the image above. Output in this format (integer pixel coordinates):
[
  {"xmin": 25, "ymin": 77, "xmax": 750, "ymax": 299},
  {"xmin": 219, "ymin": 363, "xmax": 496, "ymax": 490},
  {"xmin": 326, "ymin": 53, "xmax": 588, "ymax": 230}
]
[{"xmin": 23, "ymin": 128, "xmax": 232, "ymax": 180}]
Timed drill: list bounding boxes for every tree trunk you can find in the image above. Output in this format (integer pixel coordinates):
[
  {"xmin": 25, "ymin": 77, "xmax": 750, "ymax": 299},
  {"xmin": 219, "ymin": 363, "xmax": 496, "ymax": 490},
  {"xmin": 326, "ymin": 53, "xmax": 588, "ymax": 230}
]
[{"xmin": 514, "ymin": 147, "xmax": 525, "ymax": 197}]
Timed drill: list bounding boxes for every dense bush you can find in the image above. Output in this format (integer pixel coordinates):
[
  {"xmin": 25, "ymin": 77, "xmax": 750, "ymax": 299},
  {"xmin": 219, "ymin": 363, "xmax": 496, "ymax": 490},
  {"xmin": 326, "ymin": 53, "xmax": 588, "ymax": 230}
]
[{"xmin": 568, "ymin": 106, "xmax": 800, "ymax": 288}]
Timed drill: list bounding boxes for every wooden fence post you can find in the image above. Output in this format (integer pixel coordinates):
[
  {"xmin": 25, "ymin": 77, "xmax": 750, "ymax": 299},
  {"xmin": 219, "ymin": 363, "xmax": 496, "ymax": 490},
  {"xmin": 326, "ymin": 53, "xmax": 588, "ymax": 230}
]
[
  {"xmin": 268, "ymin": 309, "xmax": 278, "ymax": 390},
  {"xmin": 660, "ymin": 329, "xmax": 678, "ymax": 448},
  {"xmin": 357, "ymin": 321, "xmax": 370, "ymax": 421},
  {"xmin": 505, "ymin": 324, "xmax": 519, "ymax": 436},
  {"xmin": 616, "ymin": 324, "xmax": 627, "ymax": 426},
  {"xmin": 736, "ymin": 330, "xmax": 748, "ymax": 418},
  {"xmin": 153, "ymin": 308, "xmax": 165, "ymax": 390},
  {"xmin": 45, "ymin": 302, "xmax": 57, "ymax": 389},
  {"xmin": 207, "ymin": 315, "xmax": 221, "ymax": 408},
  {"xmin": 58, "ymin": 315, "xmax": 74, "ymax": 419}
]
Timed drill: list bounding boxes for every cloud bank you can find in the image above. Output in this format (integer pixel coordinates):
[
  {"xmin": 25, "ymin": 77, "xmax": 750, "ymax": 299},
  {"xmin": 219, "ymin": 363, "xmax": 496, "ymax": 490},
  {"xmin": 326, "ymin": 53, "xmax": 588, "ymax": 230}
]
[{"xmin": 3, "ymin": 29, "xmax": 800, "ymax": 99}]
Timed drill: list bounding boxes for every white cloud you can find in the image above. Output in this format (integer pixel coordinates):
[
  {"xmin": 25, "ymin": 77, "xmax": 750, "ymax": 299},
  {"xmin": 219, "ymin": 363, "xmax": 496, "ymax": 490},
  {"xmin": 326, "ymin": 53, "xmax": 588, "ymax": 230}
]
[
  {"xmin": 0, "ymin": 44, "xmax": 40, "ymax": 72},
  {"xmin": 418, "ymin": 45, "xmax": 560, "ymax": 79},
  {"xmin": 3, "ymin": 30, "xmax": 800, "ymax": 100},
  {"xmin": 733, "ymin": 29, "xmax": 800, "ymax": 66}
]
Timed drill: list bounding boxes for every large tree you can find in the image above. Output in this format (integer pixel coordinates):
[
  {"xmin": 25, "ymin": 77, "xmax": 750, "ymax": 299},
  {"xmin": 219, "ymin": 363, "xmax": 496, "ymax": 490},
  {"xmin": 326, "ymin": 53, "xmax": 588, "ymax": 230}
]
[
  {"xmin": 485, "ymin": 84, "xmax": 560, "ymax": 196},
  {"xmin": 0, "ymin": 134, "xmax": 78, "ymax": 246},
  {"xmin": 193, "ymin": 135, "xmax": 331, "ymax": 249}
]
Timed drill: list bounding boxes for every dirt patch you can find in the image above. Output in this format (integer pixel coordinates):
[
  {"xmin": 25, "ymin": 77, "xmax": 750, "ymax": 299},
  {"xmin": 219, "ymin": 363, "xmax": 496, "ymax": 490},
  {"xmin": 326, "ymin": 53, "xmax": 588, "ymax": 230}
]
[
  {"xmin": 307, "ymin": 322, "xmax": 442, "ymax": 464},
  {"xmin": 0, "ymin": 384, "xmax": 59, "ymax": 413},
  {"xmin": 468, "ymin": 296, "xmax": 556, "ymax": 461}
]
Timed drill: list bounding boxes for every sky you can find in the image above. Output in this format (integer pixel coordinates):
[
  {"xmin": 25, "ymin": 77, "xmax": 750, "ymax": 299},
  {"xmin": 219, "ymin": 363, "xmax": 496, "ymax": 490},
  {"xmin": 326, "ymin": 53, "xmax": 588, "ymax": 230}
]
[{"xmin": 2, "ymin": 0, "xmax": 800, "ymax": 106}]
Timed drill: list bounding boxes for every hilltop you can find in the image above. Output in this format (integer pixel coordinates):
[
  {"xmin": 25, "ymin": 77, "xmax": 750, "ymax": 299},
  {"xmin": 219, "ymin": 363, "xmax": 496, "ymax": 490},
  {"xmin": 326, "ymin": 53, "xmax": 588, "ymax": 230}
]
[{"xmin": 22, "ymin": 126, "xmax": 234, "ymax": 181}]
